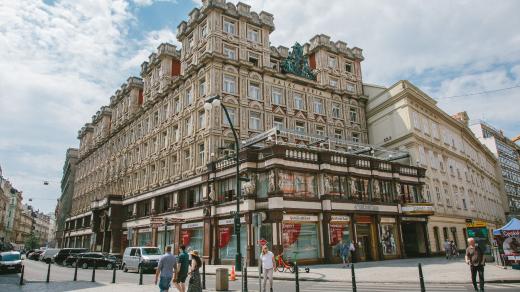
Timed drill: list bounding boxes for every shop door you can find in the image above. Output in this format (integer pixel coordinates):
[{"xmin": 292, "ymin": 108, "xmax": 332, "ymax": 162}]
[
  {"xmin": 402, "ymin": 222, "xmax": 420, "ymax": 257},
  {"xmin": 356, "ymin": 224, "xmax": 372, "ymax": 261}
]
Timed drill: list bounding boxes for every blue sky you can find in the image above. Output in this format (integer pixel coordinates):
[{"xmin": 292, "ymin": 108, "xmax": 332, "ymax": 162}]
[{"xmin": 1, "ymin": 0, "xmax": 519, "ymax": 213}]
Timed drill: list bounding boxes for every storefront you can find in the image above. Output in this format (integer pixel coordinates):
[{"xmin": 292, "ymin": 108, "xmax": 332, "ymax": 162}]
[
  {"xmin": 157, "ymin": 225, "xmax": 175, "ymax": 252},
  {"xmin": 282, "ymin": 214, "xmax": 321, "ymax": 262},
  {"xmin": 401, "ymin": 217, "xmax": 428, "ymax": 257},
  {"xmin": 137, "ymin": 228, "xmax": 152, "ymax": 247},
  {"xmin": 181, "ymin": 222, "xmax": 204, "ymax": 255},
  {"xmin": 380, "ymin": 217, "xmax": 399, "ymax": 259},
  {"xmin": 217, "ymin": 217, "xmax": 247, "ymax": 262},
  {"xmin": 354, "ymin": 215, "xmax": 377, "ymax": 261},
  {"xmin": 328, "ymin": 215, "xmax": 352, "ymax": 260}
]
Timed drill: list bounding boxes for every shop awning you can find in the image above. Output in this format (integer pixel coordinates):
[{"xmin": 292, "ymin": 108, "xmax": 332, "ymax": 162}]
[{"xmin": 493, "ymin": 218, "xmax": 520, "ymax": 236}]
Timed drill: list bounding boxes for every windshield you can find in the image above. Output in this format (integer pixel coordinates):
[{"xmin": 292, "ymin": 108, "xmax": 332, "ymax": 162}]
[
  {"xmin": 0, "ymin": 253, "xmax": 21, "ymax": 261},
  {"xmin": 141, "ymin": 248, "xmax": 161, "ymax": 256}
]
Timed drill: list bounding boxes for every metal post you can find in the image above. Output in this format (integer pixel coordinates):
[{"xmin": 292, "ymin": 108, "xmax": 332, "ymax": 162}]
[
  {"xmin": 91, "ymin": 260, "xmax": 96, "ymax": 282},
  {"xmin": 164, "ymin": 219, "xmax": 168, "ymax": 250},
  {"xmin": 202, "ymin": 261, "xmax": 206, "ymax": 289},
  {"xmin": 243, "ymin": 261, "xmax": 248, "ymax": 292},
  {"xmin": 418, "ymin": 263, "xmax": 425, "ymax": 292},
  {"xmin": 351, "ymin": 264, "xmax": 357, "ymax": 292},
  {"xmin": 74, "ymin": 260, "xmax": 78, "ymax": 281},
  {"xmin": 112, "ymin": 265, "xmax": 116, "ymax": 283},
  {"xmin": 46, "ymin": 262, "xmax": 51, "ymax": 283},
  {"xmin": 295, "ymin": 263, "xmax": 300, "ymax": 292},
  {"xmin": 19, "ymin": 265, "xmax": 24, "ymax": 285},
  {"xmin": 139, "ymin": 265, "xmax": 143, "ymax": 285}
]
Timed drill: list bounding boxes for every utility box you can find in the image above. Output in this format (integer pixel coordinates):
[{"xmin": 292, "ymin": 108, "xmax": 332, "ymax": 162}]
[{"xmin": 215, "ymin": 268, "xmax": 229, "ymax": 291}]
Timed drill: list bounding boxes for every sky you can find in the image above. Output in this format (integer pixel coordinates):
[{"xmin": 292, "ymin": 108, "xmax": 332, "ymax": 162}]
[{"xmin": 1, "ymin": 0, "xmax": 519, "ymax": 213}]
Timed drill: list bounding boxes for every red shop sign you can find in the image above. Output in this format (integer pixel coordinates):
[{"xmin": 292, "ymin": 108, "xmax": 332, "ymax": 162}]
[
  {"xmin": 181, "ymin": 230, "xmax": 191, "ymax": 246},
  {"xmin": 282, "ymin": 223, "xmax": 301, "ymax": 247},
  {"xmin": 218, "ymin": 226, "xmax": 233, "ymax": 248},
  {"xmin": 330, "ymin": 224, "xmax": 345, "ymax": 246}
]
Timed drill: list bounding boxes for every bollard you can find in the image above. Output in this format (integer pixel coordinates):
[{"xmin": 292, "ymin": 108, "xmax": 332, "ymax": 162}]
[
  {"xmin": 351, "ymin": 264, "xmax": 357, "ymax": 292},
  {"xmin": 418, "ymin": 263, "xmax": 426, "ymax": 292},
  {"xmin": 243, "ymin": 263, "xmax": 248, "ymax": 292},
  {"xmin": 112, "ymin": 265, "xmax": 116, "ymax": 284},
  {"xmin": 202, "ymin": 261, "xmax": 206, "ymax": 289},
  {"xmin": 73, "ymin": 260, "xmax": 78, "ymax": 281},
  {"xmin": 46, "ymin": 262, "xmax": 51, "ymax": 283},
  {"xmin": 295, "ymin": 263, "xmax": 300, "ymax": 292},
  {"xmin": 139, "ymin": 265, "xmax": 143, "ymax": 285},
  {"xmin": 91, "ymin": 261, "xmax": 96, "ymax": 282},
  {"xmin": 19, "ymin": 265, "xmax": 24, "ymax": 285}
]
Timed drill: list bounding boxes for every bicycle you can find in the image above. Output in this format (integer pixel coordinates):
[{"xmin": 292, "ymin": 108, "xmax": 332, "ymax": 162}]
[{"xmin": 275, "ymin": 252, "xmax": 295, "ymax": 273}]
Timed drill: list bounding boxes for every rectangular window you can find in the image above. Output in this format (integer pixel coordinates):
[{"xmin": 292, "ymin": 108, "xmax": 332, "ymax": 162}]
[
  {"xmin": 198, "ymin": 111, "xmax": 205, "ymax": 129},
  {"xmin": 186, "ymin": 116, "xmax": 193, "ymax": 136},
  {"xmin": 173, "ymin": 125, "xmax": 179, "ymax": 142},
  {"xmin": 198, "ymin": 143, "xmax": 205, "ymax": 164},
  {"xmin": 184, "ymin": 149, "xmax": 191, "ymax": 169},
  {"xmin": 328, "ymin": 56, "xmax": 337, "ymax": 68},
  {"xmin": 345, "ymin": 63, "xmax": 352, "ymax": 72},
  {"xmin": 223, "ymin": 46, "xmax": 237, "ymax": 60},
  {"xmin": 272, "ymin": 87, "xmax": 283, "ymax": 105},
  {"xmin": 248, "ymin": 82, "xmax": 261, "ymax": 100},
  {"xmin": 174, "ymin": 97, "xmax": 180, "ymax": 114},
  {"xmin": 329, "ymin": 78, "xmax": 338, "ymax": 88},
  {"xmin": 247, "ymin": 28, "xmax": 259, "ymax": 42},
  {"xmin": 313, "ymin": 98, "xmax": 323, "ymax": 114},
  {"xmin": 413, "ymin": 111, "xmax": 421, "ymax": 130},
  {"xmin": 249, "ymin": 111, "xmax": 262, "ymax": 130},
  {"xmin": 349, "ymin": 107, "xmax": 358, "ymax": 122},
  {"xmin": 273, "ymin": 117, "xmax": 284, "ymax": 130},
  {"xmin": 185, "ymin": 87, "xmax": 193, "ymax": 106},
  {"xmin": 294, "ymin": 93, "xmax": 304, "ymax": 110},
  {"xmin": 419, "ymin": 146, "xmax": 426, "ymax": 165},
  {"xmin": 199, "ymin": 78, "xmax": 206, "ymax": 97},
  {"xmin": 334, "ymin": 129, "xmax": 343, "ymax": 140},
  {"xmin": 223, "ymin": 19, "xmax": 236, "ymax": 34},
  {"xmin": 332, "ymin": 103, "xmax": 341, "ymax": 118},
  {"xmin": 223, "ymin": 108, "xmax": 236, "ymax": 126},
  {"xmin": 223, "ymin": 74, "xmax": 236, "ymax": 94},
  {"xmin": 316, "ymin": 125, "xmax": 325, "ymax": 137},
  {"xmin": 248, "ymin": 52, "xmax": 259, "ymax": 67},
  {"xmin": 346, "ymin": 83, "xmax": 355, "ymax": 93},
  {"xmin": 352, "ymin": 132, "xmax": 360, "ymax": 143},
  {"xmin": 422, "ymin": 117, "xmax": 430, "ymax": 135},
  {"xmin": 295, "ymin": 121, "xmax": 306, "ymax": 134}
]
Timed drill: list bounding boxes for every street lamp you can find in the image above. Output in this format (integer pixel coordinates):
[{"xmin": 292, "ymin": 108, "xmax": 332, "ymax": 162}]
[{"xmin": 204, "ymin": 95, "xmax": 242, "ymax": 271}]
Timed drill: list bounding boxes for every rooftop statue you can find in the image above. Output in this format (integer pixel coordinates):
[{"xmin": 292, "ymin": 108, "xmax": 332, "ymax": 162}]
[{"xmin": 281, "ymin": 42, "xmax": 316, "ymax": 81}]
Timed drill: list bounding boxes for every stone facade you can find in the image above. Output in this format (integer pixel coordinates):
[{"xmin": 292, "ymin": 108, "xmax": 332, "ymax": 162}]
[
  {"xmin": 55, "ymin": 148, "xmax": 78, "ymax": 248},
  {"xmin": 365, "ymin": 81, "xmax": 507, "ymax": 254}
]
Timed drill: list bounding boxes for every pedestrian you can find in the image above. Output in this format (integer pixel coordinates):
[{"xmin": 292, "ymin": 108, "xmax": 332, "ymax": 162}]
[
  {"xmin": 349, "ymin": 241, "xmax": 356, "ymax": 263},
  {"xmin": 174, "ymin": 245, "xmax": 190, "ymax": 292},
  {"xmin": 465, "ymin": 238, "xmax": 485, "ymax": 292},
  {"xmin": 444, "ymin": 239, "xmax": 452, "ymax": 259},
  {"xmin": 337, "ymin": 239, "xmax": 350, "ymax": 268},
  {"xmin": 187, "ymin": 250, "xmax": 202, "ymax": 292},
  {"xmin": 154, "ymin": 245, "xmax": 177, "ymax": 292},
  {"xmin": 260, "ymin": 244, "xmax": 276, "ymax": 292},
  {"xmin": 451, "ymin": 240, "xmax": 459, "ymax": 258}
]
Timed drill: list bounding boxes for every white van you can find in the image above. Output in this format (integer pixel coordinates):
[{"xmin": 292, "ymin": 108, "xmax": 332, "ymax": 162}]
[{"xmin": 122, "ymin": 247, "xmax": 162, "ymax": 273}]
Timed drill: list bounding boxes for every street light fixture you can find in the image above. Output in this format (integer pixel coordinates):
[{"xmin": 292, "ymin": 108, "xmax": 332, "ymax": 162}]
[{"xmin": 204, "ymin": 95, "xmax": 243, "ymax": 271}]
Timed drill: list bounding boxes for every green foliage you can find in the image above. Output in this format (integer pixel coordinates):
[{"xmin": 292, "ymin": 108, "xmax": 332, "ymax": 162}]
[{"xmin": 24, "ymin": 234, "xmax": 40, "ymax": 250}]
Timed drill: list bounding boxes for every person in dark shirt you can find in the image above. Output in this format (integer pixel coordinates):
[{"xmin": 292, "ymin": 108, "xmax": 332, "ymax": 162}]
[
  {"xmin": 174, "ymin": 245, "xmax": 190, "ymax": 292},
  {"xmin": 465, "ymin": 238, "xmax": 485, "ymax": 292}
]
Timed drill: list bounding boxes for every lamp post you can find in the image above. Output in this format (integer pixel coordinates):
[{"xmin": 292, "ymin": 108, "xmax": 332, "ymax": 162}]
[{"xmin": 204, "ymin": 95, "xmax": 242, "ymax": 271}]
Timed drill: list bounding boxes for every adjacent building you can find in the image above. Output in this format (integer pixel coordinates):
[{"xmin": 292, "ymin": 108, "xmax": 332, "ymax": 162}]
[
  {"xmin": 470, "ymin": 121, "xmax": 520, "ymax": 219},
  {"xmin": 63, "ymin": 0, "xmax": 433, "ymax": 264},
  {"xmin": 365, "ymin": 81, "xmax": 507, "ymax": 255},
  {"xmin": 55, "ymin": 148, "xmax": 79, "ymax": 248}
]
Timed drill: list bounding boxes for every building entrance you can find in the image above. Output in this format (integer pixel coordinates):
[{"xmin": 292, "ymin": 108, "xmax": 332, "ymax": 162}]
[
  {"xmin": 402, "ymin": 221, "xmax": 427, "ymax": 257},
  {"xmin": 356, "ymin": 224, "xmax": 373, "ymax": 261}
]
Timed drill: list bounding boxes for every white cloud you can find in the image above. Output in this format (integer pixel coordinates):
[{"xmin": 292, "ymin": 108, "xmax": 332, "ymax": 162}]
[
  {"xmin": 132, "ymin": 0, "xmax": 178, "ymax": 6},
  {"xmin": 123, "ymin": 28, "xmax": 180, "ymax": 70}
]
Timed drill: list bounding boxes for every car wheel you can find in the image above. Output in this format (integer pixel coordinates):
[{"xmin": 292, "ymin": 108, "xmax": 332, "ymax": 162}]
[
  {"xmin": 81, "ymin": 263, "xmax": 89, "ymax": 269},
  {"xmin": 106, "ymin": 263, "xmax": 113, "ymax": 270},
  {"xmin": 123, "ymin": 264, "xmax": 128, "ymax": 273}
]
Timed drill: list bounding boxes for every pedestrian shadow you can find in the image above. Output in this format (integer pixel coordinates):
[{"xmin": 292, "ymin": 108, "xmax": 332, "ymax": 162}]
[{"xmin": 19, "ymin": 281, "xmax": 107, "ymax": 292}]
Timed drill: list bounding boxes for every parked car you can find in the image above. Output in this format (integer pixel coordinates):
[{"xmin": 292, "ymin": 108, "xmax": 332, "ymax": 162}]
[
  {"xmin": 108, "ymin": 253, "xmax": 122, "ymax": 269},
  {"xmin": 65, "ymin": 252, "xmax": 86, "ymax": 267},
  {"xmin": 0, "ymin": 251, "xmax": 22, "ymax": 273},
  {"xmin": 39, "ymin": 249, "xmax": 60, "ymax": 263},
  {"xmin": 122, "ymin": 247, "xmax": 161, "ymax": 273},
  {"xmin": 28, "ymin": 250, "xmax": 43, "ymax": 260},
  {"xmin": 77, "ymin": 252, "xmax": 117, "ymax": 270},
  {"xmin": 53, "ymin": 248, "xmax": 88, "ymax": 266}
]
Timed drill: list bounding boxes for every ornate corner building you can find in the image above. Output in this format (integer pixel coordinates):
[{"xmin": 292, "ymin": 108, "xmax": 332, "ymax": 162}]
[{"xmin": 63, "ymin": 0, "xmax": 432, "ymax": 265}]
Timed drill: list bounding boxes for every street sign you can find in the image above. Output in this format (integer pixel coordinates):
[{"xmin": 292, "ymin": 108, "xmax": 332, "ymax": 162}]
[
  {"xmin": 242, "ymin": 127, "xmax": 279, "ymax": 148},
  {"xmin": 150, "ymin": 216, "xmax": 163, "ymax": 225},
  {"xmin": 258, "ymin": 239, "xmax": 267, "ymax": 246}
]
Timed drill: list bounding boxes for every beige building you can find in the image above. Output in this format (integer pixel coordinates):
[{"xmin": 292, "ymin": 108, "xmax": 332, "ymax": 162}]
[{"xmin": 365, "ymin": 80, "xmax": 507, "ymax": 254}]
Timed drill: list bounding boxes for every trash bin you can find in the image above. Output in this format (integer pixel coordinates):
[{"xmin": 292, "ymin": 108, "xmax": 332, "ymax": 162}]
[{"xmin": 215, "ymin": 268, "xmax": 229, "ymax": 291}]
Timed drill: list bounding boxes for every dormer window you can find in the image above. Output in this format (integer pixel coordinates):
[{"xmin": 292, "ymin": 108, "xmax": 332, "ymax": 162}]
[{"xmin": 223, "ymin": 19, "xmax": 236, "ymax": 35}]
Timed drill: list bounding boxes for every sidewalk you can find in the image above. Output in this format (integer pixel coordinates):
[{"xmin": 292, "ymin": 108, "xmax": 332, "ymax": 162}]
[
  {"xmin": 0, "ymin": 282, "xmax": 238, "ymax": 292},
  {"xmin": 205, "ymin": 257, "xmax": 520, "ymax": 284}
]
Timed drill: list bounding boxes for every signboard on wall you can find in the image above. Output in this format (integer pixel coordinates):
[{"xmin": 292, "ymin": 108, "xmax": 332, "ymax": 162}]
[
  {"xmin": 181, "ymin": 222, "xmax": 204, "ymax": 229},
  {"xmin": 331, "ymin": 215, "xmax": 350, "ymax": 222},
  {"xmin": 283, "ymin": 214, "xmax": 318, "ymax": 222},
  {"xmin": 400, "ymin": 204, "xmax": 434, "ymax": 215}
]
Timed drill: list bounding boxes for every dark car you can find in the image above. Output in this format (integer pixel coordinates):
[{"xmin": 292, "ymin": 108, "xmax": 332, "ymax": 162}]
[
  {"xmin": 39, "ymin": 249, "xmax": 60, "ymax": 263},
  {"xmin": 53, "ymin": 248, "xmax": 88, "ymax": 266},
  {"xmin": 28, "ymin": 250, "xmax": 43, "ymax": 260},
  {"xmin": 108, "ymin": 254, "xmax": 122, "ymax": 269},
  {"xmin": 0, "ymin": 251, "xmax": 22, "ymax": 273},
  {"xmin": 77, "ymin": 252, "xmax": 116, "ymax": 270},
  {"xmin": 65, "ymin": 252, "xmax": 86, "ymax": 267}
]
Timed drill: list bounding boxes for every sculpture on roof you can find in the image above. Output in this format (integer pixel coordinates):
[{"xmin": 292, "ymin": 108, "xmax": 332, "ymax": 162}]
[{"xmin": 281, "ymin": 42, "xmax": 316, "ymax": 81}]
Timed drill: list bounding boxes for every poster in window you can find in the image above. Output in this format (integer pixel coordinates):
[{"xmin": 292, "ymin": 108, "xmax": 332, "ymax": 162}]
[
  {"xmin": 380, "ymin": 224, "xmax": 397, "ymax": 256},
  {"xmin": 330, "ymin": 224, "xmax": 345, "ymax": 246},
  {"xmin": 218, "ymin": 226, "xmax": 233, "ymax": 248},
  {"xmin": 181, "ymin": 230, "xmax": 191, "ymax": 246},
  {"xmin": 503, "ymin": 237, "xmax": 520, "ymax": 256},
  {"xmin": 282, "ymin": 223, "xmax": 301, "ymax": 247}
]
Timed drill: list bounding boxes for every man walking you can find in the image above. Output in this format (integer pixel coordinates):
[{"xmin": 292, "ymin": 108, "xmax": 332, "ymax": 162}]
[
  {"xmin": 465, "ymin": 238, "xmax": 485, "ymax": 292},
  {"xmin": 155, "ymin": 245, "xmax": 177, "ymax": 292},
  {"xmin": 260, "ymin": 245, "xmax": 276, "ymax": 292},
  {"xmin": 444, "ymin": 239, "xmax": 452, "ymax": 259},
  {"xmin": 174, "ymin": 245, "xmax": 190, "ymax": 292},
  {"xmin": 338, "ymin": 240, "xmax": 350, "ymax": 268}
]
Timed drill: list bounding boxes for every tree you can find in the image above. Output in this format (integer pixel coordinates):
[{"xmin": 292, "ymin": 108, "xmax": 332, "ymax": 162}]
[{"xmin": 24, "ymin": 234, "xmax": 40, "ymax": 250}]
